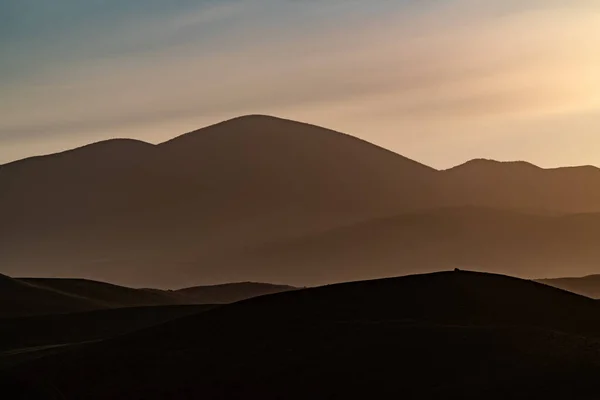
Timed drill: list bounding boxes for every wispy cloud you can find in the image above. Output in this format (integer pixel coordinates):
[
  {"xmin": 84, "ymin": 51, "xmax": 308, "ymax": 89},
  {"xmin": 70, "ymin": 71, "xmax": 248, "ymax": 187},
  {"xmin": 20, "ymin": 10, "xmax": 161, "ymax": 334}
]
[{"xmin": 1, "ymin": 1, "xmax": 600, "ymax": 167}]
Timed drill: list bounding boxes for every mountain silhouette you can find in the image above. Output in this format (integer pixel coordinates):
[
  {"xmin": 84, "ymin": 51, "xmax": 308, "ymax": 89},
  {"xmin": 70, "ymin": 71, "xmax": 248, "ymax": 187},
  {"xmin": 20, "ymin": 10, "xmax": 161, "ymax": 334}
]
[
  {"xmin": 174, "ymin": 282, "xmax": 296, "ymax": 304},
  {"xmin": 0, "ymin": 273, "xmax": 103, "ymax": 317},
  {"xmin": 6, "ymin": 271, "xmax": 600, "ymax": 399},
  {"xmin": 538, "ymin": 274, "xmax": 600, "ymax": 298},
  {"xmin": 3, "ymin": 115, "xmax": 600, "ymax": 286},
  {"xmin": 0, "ymin": 275, "xmax": 295, "ymax": 317},
  {"xmin": 442, "ymin": 159, "xmax": 600, "ymax": 213}
]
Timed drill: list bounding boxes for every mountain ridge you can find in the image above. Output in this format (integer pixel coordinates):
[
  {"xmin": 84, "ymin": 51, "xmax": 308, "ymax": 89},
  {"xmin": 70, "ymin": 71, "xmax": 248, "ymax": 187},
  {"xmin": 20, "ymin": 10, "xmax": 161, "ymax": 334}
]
[{"xmin": 4, "ymin": 115, "xmax": 600, "ymax": 286}]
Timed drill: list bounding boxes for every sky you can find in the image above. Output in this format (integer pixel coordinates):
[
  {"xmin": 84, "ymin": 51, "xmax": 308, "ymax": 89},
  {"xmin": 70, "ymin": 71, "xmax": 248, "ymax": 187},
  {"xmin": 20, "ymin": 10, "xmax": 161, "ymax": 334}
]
[{"xmin": 2, "ymin": 0, "xmax": 600, "ymax": 169}]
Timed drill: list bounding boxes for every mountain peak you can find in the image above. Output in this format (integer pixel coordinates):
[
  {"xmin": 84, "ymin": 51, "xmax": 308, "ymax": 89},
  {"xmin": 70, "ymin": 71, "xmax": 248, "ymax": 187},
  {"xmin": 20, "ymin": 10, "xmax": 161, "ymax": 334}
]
[{"xmin": 446, "ymin": 158, "xmax": 540, "ymax": 172}]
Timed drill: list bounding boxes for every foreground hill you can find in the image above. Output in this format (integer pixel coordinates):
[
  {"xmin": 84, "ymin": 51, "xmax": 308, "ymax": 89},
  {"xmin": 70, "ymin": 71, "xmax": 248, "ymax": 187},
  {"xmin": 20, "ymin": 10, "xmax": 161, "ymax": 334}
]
[
  {"xmin": 3, "ymin": 115, "xmax": 600, "ymax": 286},
  {"xmin": 0, "ymin": 276, "xmax": 294, "ymax": 317},
  {"xmin": 0, "ymin": 305, "xmax": 213, "ymax": 355},
  {"xmin": 5, "ymin": 271, "xmax": 600, "ymax": 399},
  {"xmin": 538, "ymin": 275, "xmax": 600, "ymax": 299}
]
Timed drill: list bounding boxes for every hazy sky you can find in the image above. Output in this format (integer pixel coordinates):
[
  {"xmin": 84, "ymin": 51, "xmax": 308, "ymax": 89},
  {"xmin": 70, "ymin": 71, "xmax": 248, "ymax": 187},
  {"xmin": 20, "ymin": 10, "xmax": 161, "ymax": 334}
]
[{"xmin": 2, "ymin": 0, "xmax": 600, "ymax": 168}]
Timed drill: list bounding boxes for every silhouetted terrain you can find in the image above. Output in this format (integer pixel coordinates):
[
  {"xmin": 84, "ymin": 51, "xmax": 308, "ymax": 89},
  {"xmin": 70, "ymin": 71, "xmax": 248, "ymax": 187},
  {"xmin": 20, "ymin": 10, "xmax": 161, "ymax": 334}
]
[
  {"xmin": 0, "ymin": 275, "xmax": 293, "ymax": 317},
  {"xmin": 4, "ymin": 271, "xmax": 600, "ymax": 399},
  {"xmin": 0, "ymin": 274, "xmax": 104, "ymax": 317},
  {"xmin": 4, "ymin": 115, "xmax": 600, "ymax": 287},
  {"xmin": 538, "ymin": 275, "xmax": 600, "ymax": 299},
  {"xmin": 0, "ymin": 305, "xmax": 212, "ymax": 354},
  {"xmin": 174, "ymin": 282, "xmax": 297, "ymax": 304},
  {"xmin": 239, "ymin": 207, "xmax": 600, "ymax": 282}
]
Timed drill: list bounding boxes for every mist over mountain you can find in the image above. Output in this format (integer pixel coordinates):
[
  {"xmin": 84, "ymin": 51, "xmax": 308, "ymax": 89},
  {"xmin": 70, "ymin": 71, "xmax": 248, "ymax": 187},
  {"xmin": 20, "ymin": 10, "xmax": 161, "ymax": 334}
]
[{"xmin": 3, "ymin": 115, "xmax": 600, "ymax": 287}]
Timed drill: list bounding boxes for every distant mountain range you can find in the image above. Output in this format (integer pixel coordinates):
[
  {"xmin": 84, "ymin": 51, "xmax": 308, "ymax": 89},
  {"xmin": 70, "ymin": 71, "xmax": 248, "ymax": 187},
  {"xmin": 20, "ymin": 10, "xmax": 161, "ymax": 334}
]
[{"xmin": 3, "ymin": 115, "xmax": 600, "ymax": 287}]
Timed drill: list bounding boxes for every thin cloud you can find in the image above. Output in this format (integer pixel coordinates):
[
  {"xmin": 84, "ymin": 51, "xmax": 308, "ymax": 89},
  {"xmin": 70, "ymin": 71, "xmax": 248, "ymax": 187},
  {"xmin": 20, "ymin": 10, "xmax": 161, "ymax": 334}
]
[{"xmin": 1, "ymin": 1, "xmax": 600, "ymax": 166}]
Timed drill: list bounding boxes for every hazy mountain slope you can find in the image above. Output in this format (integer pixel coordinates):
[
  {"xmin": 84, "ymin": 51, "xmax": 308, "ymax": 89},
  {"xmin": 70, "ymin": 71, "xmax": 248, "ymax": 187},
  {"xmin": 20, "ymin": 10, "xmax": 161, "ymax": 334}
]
[
  {"xmin": 175, "ymin": 282, "xmax": 297, "ymax": 303},
  {"xmin": 0, "ymin": 274, "xmax": 103, "ymax": 317},
  {"xmin": 1, "ymin": 275, "xmax": 293, "ymax": 317},
  {"xmin": 538, "ymin": 275, "xmax": 600, "ymax": 299},
  {"xmin": 0, "ymin": 115, "xmax": 438, "ymax": 287},
  {"xmin": 230, "ymin": 207, "xmax": 600, "ymax": 284},
  {"xmin": 18, "ymin": 278, "xmax": 184, "ymax": 308},
  {"xmin": 442, "ymin": 159, "xmax": 600, "ymax": 213},
  {"xmin": 4, "ymin": 116, "xmax": 600, "ymax": 286},
  {"xmin": 7, "ymin": 271, "xmax": 600, "ymax": 399}
]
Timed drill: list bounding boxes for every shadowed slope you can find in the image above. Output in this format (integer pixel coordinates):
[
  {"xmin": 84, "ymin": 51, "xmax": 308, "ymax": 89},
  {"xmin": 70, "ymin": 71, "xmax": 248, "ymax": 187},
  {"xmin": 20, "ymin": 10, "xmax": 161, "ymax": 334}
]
[
  {"xmin": 0, "ymin": 274, "xmax": 103, "ymax": 317},
  {"xmin": 8, "ymin": 271, "xmax": 600, "ymax": 399},
  {"xmin": 19, "ymin": 278, "xmax": 184, "ymax": 308},
  {"xmin": 175, "ymin": 282, "xmax": 297, "ymax": 304},
  {"xmin": 0, "ymin": 275, "xmax": 295, "ymax": 317},
  {"xmin": 443, "ymin": 159, "xmax": 600, "ymax": 213},
  {"xmin": 235, "ymin": 207, "xmax": 600, "ymax": 283},
  {"xmin": 538, "ymin": 275, "xmax": 600, "ymax": 299},
  {"xmin": 0, "ymin": 305, "xmax": 214, "ymax": 354},
  {"xmin": 0, "ymin": 115, "xmax": 438, "ymax": 287},
  {"xmin": 4, "ymin": 116, "xmax": 600, "ymax": 286}
]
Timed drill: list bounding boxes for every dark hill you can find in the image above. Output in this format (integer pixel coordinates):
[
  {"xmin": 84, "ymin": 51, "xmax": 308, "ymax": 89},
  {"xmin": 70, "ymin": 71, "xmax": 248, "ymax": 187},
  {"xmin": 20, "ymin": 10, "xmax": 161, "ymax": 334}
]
[
  {"xmin": 175, "ymin": 282, "xmax": 296, "ymax": 303},
  {"xmin": 0, "ymin": 275, "xmax": 297, "ymax": 317},
  {"xmin": 0, "ymin": 275, "xmax": 103, "ymax": 318},
  {"xmin": 7, "ymin": 271, "xmax": 600, "ymax": 399},
  {"xmin": 538, "ymin": 275, "xmax": 600, "ymax": 299},
  {"xmin": 19, "ymin": 278, "xmax": 183, "ymax": 308},
  {"xmin": 0, "ymin": 304, "xmax": 213, "ymax": 355}
]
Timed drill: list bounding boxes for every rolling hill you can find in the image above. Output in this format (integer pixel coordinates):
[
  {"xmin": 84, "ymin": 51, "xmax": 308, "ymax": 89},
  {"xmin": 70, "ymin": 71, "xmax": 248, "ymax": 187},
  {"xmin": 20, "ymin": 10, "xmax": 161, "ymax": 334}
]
[
  {"xmin": 0, "ymin": 115, "xmax": 438, "ymax": 288},
  {"xmin": 0, "ymin": 305, "xmax": 213, "ymax": 355},
  {"xmin": 538, "ymin": 275, "xmax": 600, "ymax": 299},
  {"xmin": 3, "ymin": 115, "xmax": 600, "ymax": 286},
  {"xmin": 0, "ymin": 273, "xmax": 104, "ymax": 318},
  {"xmin": 5, "ymin": 271, "xmax": 600, "ymax": 399},
  {"xmin": 0, "ymin": 275, "xmax": 295, "ymax": 317},
  {"xmin": 174, "ymin": 282, "xmax": 297, "ymax": 304}
]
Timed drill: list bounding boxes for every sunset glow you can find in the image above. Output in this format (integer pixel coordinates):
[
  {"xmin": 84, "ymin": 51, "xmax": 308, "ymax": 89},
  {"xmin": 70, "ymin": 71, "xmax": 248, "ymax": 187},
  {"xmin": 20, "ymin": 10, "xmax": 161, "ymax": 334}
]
[{"xmin": 2, "ymin": 1, "xmax": 600, "ymax": 168}]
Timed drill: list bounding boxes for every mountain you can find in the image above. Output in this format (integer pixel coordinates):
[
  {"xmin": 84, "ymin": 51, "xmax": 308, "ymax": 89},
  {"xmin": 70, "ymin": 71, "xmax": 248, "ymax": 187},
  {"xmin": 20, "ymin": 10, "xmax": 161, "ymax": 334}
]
[
  {"xmin": 3, "ymin": 115, "xmax": 600, "ymax": 286},
  {"xmin": 5, "ymin": 271, "xmax": 600, "ymax": 399},
  {"xmin": 538, "ymin": 275, "xmax": 600, "ymax": 299},
  {"xmin": 0, "ymin": 275, "xmax": 297, "ymax": 317},
  {"xmin": 212, "ymin": 206, "xmax": 600, "ymax": 284},
  {"xmin": 0, "ymin": 115, "xmax": 438, "ymax": 288},
  {"xmin": 0, "ymin": 273, "xmax": 104, "ymax": 318},
  {"xmin": 18, "ymin": 278, "xmax": 185, "ymax": 309},
  {"xmin": 442, "ymin": 159, "xmax": 600, "ymax": 213},
  {"xmin": 174, "ymin": 282, "xmax": 297, "ymax": 304}
]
